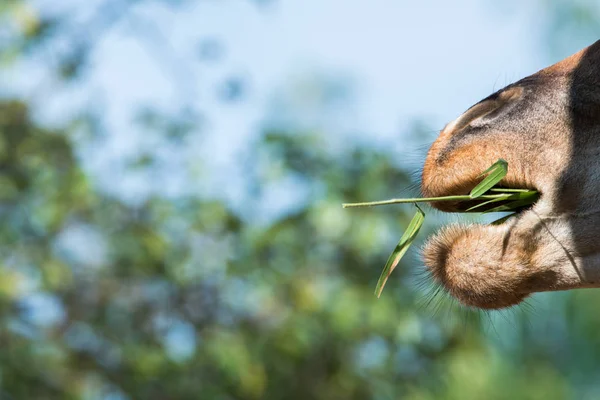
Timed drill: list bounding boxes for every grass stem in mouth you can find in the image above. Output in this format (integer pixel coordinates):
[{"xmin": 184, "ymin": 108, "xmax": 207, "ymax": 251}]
[
  {"xmin": 342, "ymin": 193, "xmax": 532, "ymax": 208},
  {"xmin": 342, "ymin": 159, "xmax": 539, "ymax": 297}
]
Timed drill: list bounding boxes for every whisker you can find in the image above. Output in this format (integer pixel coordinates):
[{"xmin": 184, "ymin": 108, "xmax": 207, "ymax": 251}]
[
  {"xmin": 417, "ymin": 284, "xmax": 444, "ymax": 313},
  {"xmin": 485, "ymin": 310, "xmax": 502, "ymax": 340},
  {"xmin": 430, "ymin": 291, "xmax": 448, "ymax": 318},
  {"xmin": 444, "ymin": 295, "xmax": 455, "ymax": 323},
  {"xmin": 519, "ymin": 298, "xmax": 539, "ymax": 330}
]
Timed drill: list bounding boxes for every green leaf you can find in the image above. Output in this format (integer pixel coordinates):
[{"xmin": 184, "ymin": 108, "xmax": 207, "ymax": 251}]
[
  {"xmin": 464, "ymin": 190, "xmax": 539, "ymax": 212},
  {"xmin": 484, "ymin": 199, "xmax": 536, "ymax": 214},
  {"xmin": 483, "ymin": 191, "xmax": 539, "ymax": 213},
  {"xmin": 375, "ymin": 205, "xmax": 425, "ymax": 298},
  {"xmin": 343, "ymin": 193, "xmax": 508, "ymax": 208},
  {"xmin": 490, "ymin": 213, "xmax": 517, "ymax": 225},
  {"xmin": 469, "ymin": 159, "xmax": 508, "ymax": 199},
  {"xmin": 464, "ymin": 194, "xmax": 512, "ymax": 212},
  {"xmin": 488, "ymin": 188, "xmax": 530, "ymax": 193}
]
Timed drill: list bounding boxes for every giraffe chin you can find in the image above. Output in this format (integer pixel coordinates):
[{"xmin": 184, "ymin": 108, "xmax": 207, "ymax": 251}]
[{"xmin": 422, "ymin": 222, "xmax": 532, "ymax": 310}]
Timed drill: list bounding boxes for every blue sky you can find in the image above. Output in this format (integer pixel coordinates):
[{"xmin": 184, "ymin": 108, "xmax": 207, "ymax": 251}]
[
  {"xmin": 90, "ymin": 0, "xmax": 548, "ymax": 141},
  {"xmin": 7, "ymin": 0, "xmax": 584, "ymax": 204}
]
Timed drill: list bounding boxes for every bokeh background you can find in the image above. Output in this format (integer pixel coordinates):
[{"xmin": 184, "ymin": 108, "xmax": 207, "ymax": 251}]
[{"xmin": 1, "ymin": 1, "xmax": 600, "ymax": 399}]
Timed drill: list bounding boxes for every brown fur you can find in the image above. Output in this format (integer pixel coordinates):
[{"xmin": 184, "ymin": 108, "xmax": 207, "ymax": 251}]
[{"xmin": 422, "ymin": 40, "xmax": 600, "ymax": 309}]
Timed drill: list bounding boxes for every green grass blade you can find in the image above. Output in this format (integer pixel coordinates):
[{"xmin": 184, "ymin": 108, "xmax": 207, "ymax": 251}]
[
  {"xmin": 483, "ymin": 198, "xmax": 536, "ymax": 214},
  {"xmin": 464, "ymin": 194, "xmax": 512, "ymax": 212},
  {"xmin": 343, "ymin": 193, "xmax": 509, "ymax": 208},
  {"xmin": 375, "ymin": 205, "xmax": 425, "ymax": 298},
  {"xmin": 469, "ymin": 159, "xmax": 508, "ymax": 198},
  {"xmin": 465, "ymin": 190, "xmax": 539, "ymax": 212},
  {"xmin": 490, "ymin": 213, "xmax": 517, "ymax": 225},
  {"xmin": 482, "ymin": 191, "xmax": 539, "ymax": 213},
  {"xmin": 488, "ymin": 188, "xmax": 530, "ymax": 193}
]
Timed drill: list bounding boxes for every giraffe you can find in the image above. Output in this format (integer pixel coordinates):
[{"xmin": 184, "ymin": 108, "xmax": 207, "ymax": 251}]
[{"xmin": 421, "ymin": 40, "xmax": 600, "ymax": 309}]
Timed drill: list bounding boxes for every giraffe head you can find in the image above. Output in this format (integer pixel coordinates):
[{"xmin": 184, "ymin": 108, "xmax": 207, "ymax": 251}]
[{"xmin": 422, "ymin": 40, "xmax": 600, "ymax": 309}]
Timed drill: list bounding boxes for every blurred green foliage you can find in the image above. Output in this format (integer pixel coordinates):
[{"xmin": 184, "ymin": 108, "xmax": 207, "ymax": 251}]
[{"xmin": 0, "ymin": 1, "xmax": 600, "ymax": 399}]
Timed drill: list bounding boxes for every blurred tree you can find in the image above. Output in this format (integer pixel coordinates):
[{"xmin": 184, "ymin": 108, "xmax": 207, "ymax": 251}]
[{"xmin": 0, "ymin": 97, "xmax": 575, "ymax": 400}]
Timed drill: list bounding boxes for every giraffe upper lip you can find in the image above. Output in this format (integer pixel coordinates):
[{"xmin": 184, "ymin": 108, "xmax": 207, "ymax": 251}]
[{"xmin": 421, "ymin": 156, "xmax": 540, "ymax": 214}]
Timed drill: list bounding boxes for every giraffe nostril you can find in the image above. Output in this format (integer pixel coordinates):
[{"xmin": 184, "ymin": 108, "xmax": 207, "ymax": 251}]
[{"xmin": 447, "ymin": 86, "xmax": 524, "ymax": 134}]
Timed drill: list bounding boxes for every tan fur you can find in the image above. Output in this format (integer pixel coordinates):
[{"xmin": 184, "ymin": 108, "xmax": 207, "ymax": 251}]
[{"xmin": 422, "ymin": 40, "xmax": 600, "ymax": 309}]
